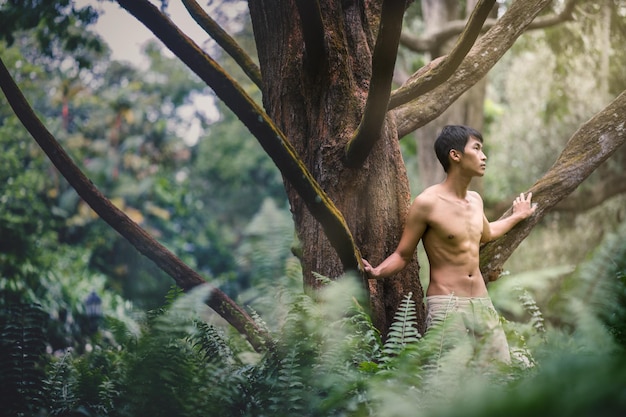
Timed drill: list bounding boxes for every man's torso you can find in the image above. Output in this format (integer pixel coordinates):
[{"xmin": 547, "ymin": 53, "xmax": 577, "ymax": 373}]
[{"xmin": 420, "ymin": 187, "xmax": 488, "ymax": 297}]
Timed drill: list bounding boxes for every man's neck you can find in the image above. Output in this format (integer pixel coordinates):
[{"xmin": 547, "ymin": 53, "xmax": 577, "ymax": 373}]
[{"xmin": 442, "ymin": 171, "xmax": 472, "ymax": 200}]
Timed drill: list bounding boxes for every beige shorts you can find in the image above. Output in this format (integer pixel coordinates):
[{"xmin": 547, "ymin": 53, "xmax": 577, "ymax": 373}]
[{"xmin": 426, "ymin": 294, "xmax": 511, "ymax": 364}]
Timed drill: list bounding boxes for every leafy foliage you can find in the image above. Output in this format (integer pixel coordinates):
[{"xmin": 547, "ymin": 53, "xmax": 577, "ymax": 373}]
[
  {"xmin": 3, "ymin": 238, "xmax": 626, "ymax": 416},
  {"xmin": 0, "ymin": 61, "xmax": 134, "ymax": 353},
  {"xmin": 2, "ymin": 27, "xmax": 290, "ymax": 309},
  {"xmin": 573, "ymin": 220, "xmax": 626, "ymax": 347},
  {"xmin": 0, "ymin": 0, "xmax": 103, "ymax": 68},
  {"xmin": 25, "ymin": 275, "xmax": 518, "ymax": 416}
]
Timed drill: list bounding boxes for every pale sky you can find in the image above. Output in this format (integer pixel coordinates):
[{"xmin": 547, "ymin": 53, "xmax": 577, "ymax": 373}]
[
  {"xmin": 77, "ymin": 0, "xmax": 212, "ymax": 66},
  {"xmin": 76, "ymin": 0, "xmax": 226, "ymax": 144}
]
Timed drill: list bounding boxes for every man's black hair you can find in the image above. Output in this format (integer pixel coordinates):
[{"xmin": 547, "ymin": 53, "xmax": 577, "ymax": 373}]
[{"xmin": 434, "ymin": 125, "xmax": 483, "ymax": 172}]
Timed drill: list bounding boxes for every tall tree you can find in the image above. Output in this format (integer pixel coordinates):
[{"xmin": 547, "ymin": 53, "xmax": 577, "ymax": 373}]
[{"xmin": 1, "ymin": 0, "xmax": 625, "ymax": 346}]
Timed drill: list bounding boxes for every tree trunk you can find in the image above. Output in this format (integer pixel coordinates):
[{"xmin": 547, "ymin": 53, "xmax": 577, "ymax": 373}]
[{"xmin": 248, "ymin": 0, "xmax": 426, "ymax": 335}]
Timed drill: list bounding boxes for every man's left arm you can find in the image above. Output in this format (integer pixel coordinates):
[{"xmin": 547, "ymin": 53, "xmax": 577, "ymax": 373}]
[{"xmin": 482, "ymin": 192, "xmax": 537, "ymax": 243}]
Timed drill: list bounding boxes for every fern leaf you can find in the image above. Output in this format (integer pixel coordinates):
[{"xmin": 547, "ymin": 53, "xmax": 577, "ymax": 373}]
[
  {"xmin": 381, "ymin": 292, "xmax": 421, "ymax": 359},
  {"xmin": 0, "ymin": 303, "xmax": 48, "ymax": 416}
]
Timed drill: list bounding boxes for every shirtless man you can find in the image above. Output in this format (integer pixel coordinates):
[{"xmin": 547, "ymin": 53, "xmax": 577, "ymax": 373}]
[{"xmin": 363, "ymin": 125, "xmax": 536, "ymax": 363}]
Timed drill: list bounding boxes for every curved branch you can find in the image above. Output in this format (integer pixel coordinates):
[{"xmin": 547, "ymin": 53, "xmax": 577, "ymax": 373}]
[
  {"xmin": 181, "ymin": 0, "xmax": 263, "ymax": 89},
  {"xmin": 398, "ymin": 31, "xmax": 439, "ymax": 55},
  {"xmin": 393, "ymin": 0, "xmax": 553, "ymax": 139},
  {"xmin": 480, "ymin": 90, "xmax": 626, "ymax": 282},
  {"xmin": 295, "ymin": 0, "xmax": 326, "ymax": 73},
  {"xmin": 344, "ymin": 0, "xmax": 407, "ymax": 168},
  {"xmin": 0, "ymin": 56, "xmax": 271, "ymax": 352},
  {"xmin": 116, "ymin": 0, "xmax": 363, "ymax": 272},
  {"xmin": 400, "ymin": 0, "xmax": 579, "ymax": 54},
  {"xmin": 485, "ymin": 174, "xmax": 626, "ymax": 218},
  {"xmin": 388, "ymin": 0, "xmax": 495, "ymax": 110}
]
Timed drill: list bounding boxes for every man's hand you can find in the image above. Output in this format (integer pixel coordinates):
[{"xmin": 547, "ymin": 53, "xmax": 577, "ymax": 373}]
[
  {"xmin": 362, "ymin": 251, "xmax": 411, "ymax": 280},
  {"xmin": 512, "ymin": 192, "xmax": 537, "ymax": 220},
  {"xmin": 362, "ymin": 258, "xmax": 387, "ymax": 280},
  {"xmin": 362, "ymin": 259, "xmax": 376, "ymax": 278}
]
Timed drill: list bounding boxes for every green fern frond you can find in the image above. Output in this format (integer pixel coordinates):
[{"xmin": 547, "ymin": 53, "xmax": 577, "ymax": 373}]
[
  {"xmin": 313, "ymin": 271, "xmax": 333, "ymax": 286},
  {"xmin": 43, "ymin": 349, "xmax": 78, "ymax": 416},
  {"xmin": 515, "ymin": 286, "xmax": 546, "ymax": 335},
  {"xmin": 247, "ymin": 306, "xmax": 271, "ymax": 339},
  {"xmin": 268, "ymin": 346, "xmax": 306, "ymax": 415},
  {"xmin": 163, "ymin": 285, "xmax": 184, "ymax": 309},
  {"xmin": 281, "ymin": 291, "xmax": 322, "ymax": 345},
  {"xmin": 343, "ymin": 296, "xmax": 383, "ymax": 364},
  {"xmin": 381, "ymin": 292, "xmax": 421, "ymax": 359},
  {"xmin": 188, "ymin": 320, "xmax": 238, "ymax": 366},
  {"xmin": 0, "ymin": 302, "xmax": 48, "ymax": 416}
]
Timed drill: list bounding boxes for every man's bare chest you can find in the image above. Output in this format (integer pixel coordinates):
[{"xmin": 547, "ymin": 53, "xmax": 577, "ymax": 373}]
[{"xmin": 426, "ymin": 201, "xmax": 483, "ymax": 242}]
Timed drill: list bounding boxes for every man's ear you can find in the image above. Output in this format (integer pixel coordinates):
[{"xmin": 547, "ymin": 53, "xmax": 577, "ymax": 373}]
[{"xmin": 449, "ymin": 149, "xmax": 461, "ymax": 163}]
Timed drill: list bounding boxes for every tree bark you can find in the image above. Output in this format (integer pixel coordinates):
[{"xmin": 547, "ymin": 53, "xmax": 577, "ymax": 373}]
[{"xmin": 248, "ymin": 0, "xmax": 425, "ymax": 335}]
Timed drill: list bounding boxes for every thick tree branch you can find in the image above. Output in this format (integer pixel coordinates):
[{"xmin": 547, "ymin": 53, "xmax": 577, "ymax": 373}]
[
  {"xmin": 400, "ymin": 0, "xmax": 578, "ymax": 54},
  {"xmin": 181, "ymin": 0, "xmax": 263, "ymax": 89},
  {"xmin": 116, "ymin": 0, "xmax": 363, "ymax": 272},
  {"xmin": 295, "ymin": 0, "xmax": 326, "ymax": 73},
  {"xmin": 388, "ymin": 0, "xmax": 495, "ymax": 110},
  {"xmin": 393, "ymin": 0, "xmax": 553, "ymax": 139},
  {"xmin": 0, "ymin": 56, "xmax": 271, "ymax": 352},
  {"xmin": 344, "ymin": 0, "xmax": 406, "ymax": 168},
  {"xmin": 485, "ymin": 174, "xmax": 626, "ymax": 218},
  {"xmin": 480, "ymin": 90, "xmax": 626, "ymax": 282}
]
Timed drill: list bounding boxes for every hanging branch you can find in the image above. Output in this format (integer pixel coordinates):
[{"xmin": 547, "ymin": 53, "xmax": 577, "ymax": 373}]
[
  {"xmin": 181, "ymin": 0, "xmax": 263, "ymax": 89},
  {"xmin": 295, "ymin": 0, "xmax": 326, "ymax": 72},
  {"xmin": 387, "ymin": 0, "xmax": 495, "ymax": 110},
  {"xmin": 116, "ymin": 0, "xmax": 363, "ymax": 272},
  {"xmin": 480, "ymin": 90, "xmax": 626, "ymax": 282},
  {"xmin": 0, "ymin": 56, "xmax": 271, "ymax": 352},
  {"xmin": 343, "ymin": 0, "xmax": 407, "ymax": 168}
]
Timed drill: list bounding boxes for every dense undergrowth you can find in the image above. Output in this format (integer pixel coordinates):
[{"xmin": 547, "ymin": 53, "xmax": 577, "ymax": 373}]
[{"xmin": 2, "ymin": 221, "xmax": 626, "ymax": 417}]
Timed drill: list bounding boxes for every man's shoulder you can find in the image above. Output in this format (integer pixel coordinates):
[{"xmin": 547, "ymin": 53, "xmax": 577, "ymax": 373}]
[
  {"xmin": 414, "ymin": 185, "xmax": 440, "ymax": 204},
  {"xmin": 467, "ymin": 190, "xmax": 484, "ymax": 205},
  {"xmin": 410, "ymin": 186, "xmax": 440, "ymax": 214}
]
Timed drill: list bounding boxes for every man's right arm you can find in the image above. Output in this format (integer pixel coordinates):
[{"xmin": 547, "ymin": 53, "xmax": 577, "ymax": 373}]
[{"xmin": 363, "ymin": 195, "xmax": 429, "ymax": 279}]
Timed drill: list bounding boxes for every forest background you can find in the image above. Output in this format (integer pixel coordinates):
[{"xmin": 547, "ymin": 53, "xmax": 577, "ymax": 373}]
[{"xmin": 1, "ymin": 0, "xmax": 626, "ymax": 416}]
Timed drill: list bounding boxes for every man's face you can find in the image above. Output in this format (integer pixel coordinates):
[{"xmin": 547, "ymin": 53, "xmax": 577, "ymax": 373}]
[{"xmin": 461, "ymin": 136, "xmax": 487, "ymax": 176}]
